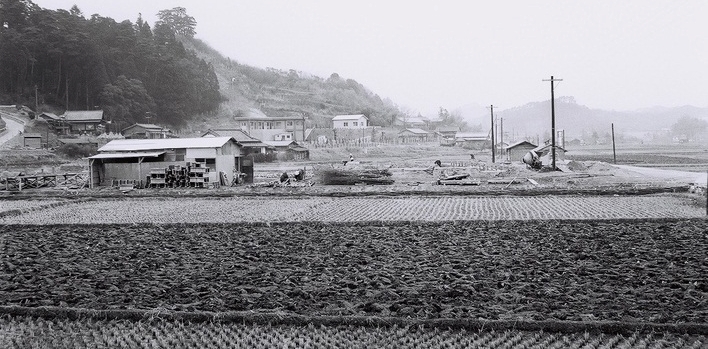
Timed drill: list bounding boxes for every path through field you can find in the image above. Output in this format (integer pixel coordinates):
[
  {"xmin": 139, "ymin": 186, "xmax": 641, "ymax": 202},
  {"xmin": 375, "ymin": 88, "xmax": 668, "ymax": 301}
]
[{"xmin": 0, "ymin": 194, "xmax": 703, "ymax": 224}]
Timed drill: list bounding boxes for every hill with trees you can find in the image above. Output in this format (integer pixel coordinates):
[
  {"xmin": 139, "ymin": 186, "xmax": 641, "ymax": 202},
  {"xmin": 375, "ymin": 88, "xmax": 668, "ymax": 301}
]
[{"xmin": 0, "ymin": 1, "xmax": 408, "ymax": 134}]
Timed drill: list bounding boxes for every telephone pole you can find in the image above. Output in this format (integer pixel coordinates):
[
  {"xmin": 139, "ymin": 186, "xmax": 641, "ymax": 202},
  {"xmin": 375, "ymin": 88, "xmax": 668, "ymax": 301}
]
[
  {"xmin": 488, "ymin": 105, "xmax": 496, "ymax": 163},
  {"xmin": 542, "ymin": 76, "xmax": 562, "ymax": 170}
]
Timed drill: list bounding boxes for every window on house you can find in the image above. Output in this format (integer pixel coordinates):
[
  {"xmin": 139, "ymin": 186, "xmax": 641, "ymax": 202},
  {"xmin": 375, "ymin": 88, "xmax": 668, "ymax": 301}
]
[
  {"xmin": 343, "ymin": 122, "xmax": 348, "ymax": 127},
  {"xmin": 286, "ymin": 121, "xmax": 293, "ymax": 126},
  {"xmin": 257, "ymin": 122, "xmax": 263, "ymax": 129},
  {"xmin": 266, "ymin": 122, "xmax": 273, "ymax": 129},
  {"xmin": 276, "ymin": 121, "xmax": 282, "ymax": 128},
  {"xmin": 250, "ymin": 122, "xmax": 255, "ymax": 127},
  {"xmin": 353, "ymin": 122, "xmax": 358, "ymax": 126}
]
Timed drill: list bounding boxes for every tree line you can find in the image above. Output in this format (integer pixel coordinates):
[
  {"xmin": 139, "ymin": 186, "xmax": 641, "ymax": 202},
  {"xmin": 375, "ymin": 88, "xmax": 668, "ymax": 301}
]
[{"xmin": 0, "ymin": 0, "xmax": 222, "ymax": 129}]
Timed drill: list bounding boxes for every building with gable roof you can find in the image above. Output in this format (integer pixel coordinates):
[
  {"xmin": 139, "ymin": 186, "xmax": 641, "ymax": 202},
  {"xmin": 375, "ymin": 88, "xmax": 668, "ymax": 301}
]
[
  {"xmin": 332, "ymin": 114, "xmax": 368, "ymax": 129},
  {"xmin": 87, "ymin": 137, "xmax": 244, "ymax": 188}
]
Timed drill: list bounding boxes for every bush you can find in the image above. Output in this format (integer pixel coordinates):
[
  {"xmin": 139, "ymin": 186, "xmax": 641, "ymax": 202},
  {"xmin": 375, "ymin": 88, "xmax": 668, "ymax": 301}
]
[
  {"xmin": 56, "ymin": 143, "xmax": 96, "ymax": 158},
  {"xmin": 248, "ymin": 152, "xmax": 277, "ymax": 163}
]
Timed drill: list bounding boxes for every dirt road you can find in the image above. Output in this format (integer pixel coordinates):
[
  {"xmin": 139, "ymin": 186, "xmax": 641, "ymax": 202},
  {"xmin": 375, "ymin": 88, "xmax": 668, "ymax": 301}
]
[
  {"xmin": 614, "ymin": 164, "xmax": 707, "ymax": 187},
  {"xmin": 0, "ymin": 114, "xmax": 25, "ymax": 145}
]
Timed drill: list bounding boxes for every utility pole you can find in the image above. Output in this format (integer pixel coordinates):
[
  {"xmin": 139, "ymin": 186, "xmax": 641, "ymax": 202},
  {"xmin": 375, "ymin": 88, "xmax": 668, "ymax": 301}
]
[
  {"xmin": 542, "ymin": 76, "xmax": 562, "ymax": 170},
  {"xmin": 488, "ymin": 105, "xmax": 496, "ymax": 163},
  {"xmin": 611, "ymin": 122, "xmax": 617, "ymax": 164},
  {"xmin": 500, "ymin": 117, "xmax": 504, "ymax": 161}
]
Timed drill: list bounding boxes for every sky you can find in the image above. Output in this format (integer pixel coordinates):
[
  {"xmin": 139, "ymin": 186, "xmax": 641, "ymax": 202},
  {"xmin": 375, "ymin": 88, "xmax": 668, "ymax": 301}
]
[{"xmin": 33, "ymin": 0, "xmax": 708, "ymax": 116}]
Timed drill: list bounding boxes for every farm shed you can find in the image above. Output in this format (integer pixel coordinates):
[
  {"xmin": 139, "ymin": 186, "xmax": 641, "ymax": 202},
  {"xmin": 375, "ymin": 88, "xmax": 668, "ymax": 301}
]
[
  {"xmin": 22, "ymin": 133, "xmax": 42, "ymax": 148},
  {"xmin": 398, "ymin": 128, "xmax": 430, "ymax": 142},
  {"xmin": 505, "ymin": 140, "xmax": 537, "ymax": 162},
  {"xmin": 87, "ymin": 137, "xmax": 243, "ymax": 188}
]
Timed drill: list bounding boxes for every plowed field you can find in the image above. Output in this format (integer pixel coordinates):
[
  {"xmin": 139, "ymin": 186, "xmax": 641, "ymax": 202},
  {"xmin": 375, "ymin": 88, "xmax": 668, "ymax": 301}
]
[
  {"xmin": 2, "ymin": 220, "xmax": 706, "ymax": 323},
  {"xmin": 0, "ymin": 194, "xmax": 702, "ymax": 224}
]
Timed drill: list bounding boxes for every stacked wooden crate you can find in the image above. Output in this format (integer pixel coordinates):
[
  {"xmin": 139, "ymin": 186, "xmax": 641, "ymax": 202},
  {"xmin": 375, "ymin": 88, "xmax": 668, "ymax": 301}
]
[
  {"xmin": 188, "ymin": 161, "xmax": 209, "ymax": 188},
  {"xmin": 149, "ymin": 168, "xmax": 167, "ymax": 188}
]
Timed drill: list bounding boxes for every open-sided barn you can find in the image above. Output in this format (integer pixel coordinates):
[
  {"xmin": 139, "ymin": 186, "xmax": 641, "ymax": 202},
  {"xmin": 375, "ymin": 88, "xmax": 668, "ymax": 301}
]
[{"xmin": 87, "ymin": 137, "xmax": 245, "ymax": 188}]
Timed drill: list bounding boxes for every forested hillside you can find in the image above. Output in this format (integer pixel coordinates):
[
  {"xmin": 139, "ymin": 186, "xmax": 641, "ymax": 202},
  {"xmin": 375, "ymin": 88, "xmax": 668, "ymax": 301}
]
[
  {"xmin": 0, "ymin": 1, "xmax": 223, "ymax": 131},
  {"xmin": 0, "ymin": 0, "xmax": 406, "ymax": 133}
]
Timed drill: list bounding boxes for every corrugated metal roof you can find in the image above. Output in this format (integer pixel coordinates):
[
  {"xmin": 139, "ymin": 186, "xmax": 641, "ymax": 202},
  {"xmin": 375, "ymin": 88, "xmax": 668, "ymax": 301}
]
[
  {"xmin": 63, "ymin": 110, "xmax": 104, "ymax": 122},
  {"xmin": 88, "ymin": 151, "xmax": 165, "ymax": 159},
  {"xmin": 22, "ymin": 133, "xmax": 42, "ymax": 138},
  {"xmin": 332, "ymin": 114, "xmax": 367, "ymax": 121},
  {"xmin": 98, "ymin": 137, "xmax": 235, "ymax": 152}
]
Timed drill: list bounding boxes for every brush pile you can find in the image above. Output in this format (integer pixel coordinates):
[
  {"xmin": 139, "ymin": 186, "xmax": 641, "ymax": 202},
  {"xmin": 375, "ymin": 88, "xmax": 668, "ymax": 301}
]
[{"xmin": 317, "ymin": 168, "xmax": 394, "ymax": 185}]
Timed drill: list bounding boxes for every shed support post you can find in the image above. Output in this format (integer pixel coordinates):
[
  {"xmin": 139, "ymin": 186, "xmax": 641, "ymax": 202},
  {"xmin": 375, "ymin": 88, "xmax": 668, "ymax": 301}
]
[
  {"xmin": 138, "ymin": 157, "xmax": 144, "ymax": 188},
  {"xmin": 89, "ymin": 159, "xmax": 94, "ymax": 189}
]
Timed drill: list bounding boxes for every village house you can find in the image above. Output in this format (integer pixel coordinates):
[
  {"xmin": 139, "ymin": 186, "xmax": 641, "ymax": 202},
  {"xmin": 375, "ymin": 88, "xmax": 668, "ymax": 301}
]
[
  {"xmin": 455, "ymin": 132, "xmax": 489, "ymax": 150},
  {"xmin": 263, "ymin": 140, "xmax": 310, "ymax": 160},
  {"xmin": 435, "ymin": 126, "xmax": 460, "ymax": 139},
  {"xmin": 234, "ymin": 114, "xmax": 307, "ymax": 142},
  {"xmin": 393, "ymin": 116, "xmax": 428, "ymax": 129},
  {"xmin": 398, "ymin": 128, "xmax": 430, "ymax": 143},
  {"xmin": 121, "ymin": 123, "xmax": 174, "ymax": 139},
  {"xmin": 332, "ymin": 114, "xmax": 368, "ymax": 129},
  {"xmin": 504, "ymin": 140, "xmax": 537, "ymax": 162},
  {"xmin": 87, "ymin": 137, "xmax": 245, "ymax": 188},
  {"xmin": 55, "ymin": 110, "xmax": 106, "ymax": 135}
]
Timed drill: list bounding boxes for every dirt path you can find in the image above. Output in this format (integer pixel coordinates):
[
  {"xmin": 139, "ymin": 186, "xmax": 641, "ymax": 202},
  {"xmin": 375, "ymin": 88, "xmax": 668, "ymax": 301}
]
[
  {"xmin": 0, "ymin": 115, "xmax": 25, "ymax": 145},
  {"xmin": 613, "ymin": 164, "xmax": 707, "ymax": 187}
]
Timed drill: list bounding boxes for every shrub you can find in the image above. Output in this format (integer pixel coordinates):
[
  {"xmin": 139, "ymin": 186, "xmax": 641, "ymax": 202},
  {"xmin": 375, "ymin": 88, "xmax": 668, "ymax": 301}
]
[{"xmin": 56, "ymin": 143, "xmax": 96, "ymax": 158}]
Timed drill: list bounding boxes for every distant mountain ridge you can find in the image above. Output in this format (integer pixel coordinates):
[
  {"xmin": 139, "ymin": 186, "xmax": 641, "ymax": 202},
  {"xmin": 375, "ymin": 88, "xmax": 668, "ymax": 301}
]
[{"xmin": 454, "ymin": 97, "xmax": 708, "ymax": 140}]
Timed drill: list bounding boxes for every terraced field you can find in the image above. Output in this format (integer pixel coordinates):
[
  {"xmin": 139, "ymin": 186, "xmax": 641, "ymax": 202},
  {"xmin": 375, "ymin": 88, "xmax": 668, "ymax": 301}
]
[{"xmin": 0, "ymin": 194, "xmax": 703, "ymax": 224}]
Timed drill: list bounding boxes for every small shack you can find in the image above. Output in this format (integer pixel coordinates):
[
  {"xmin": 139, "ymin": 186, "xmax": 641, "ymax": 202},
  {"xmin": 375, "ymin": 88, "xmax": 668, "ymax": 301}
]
[
  {"xmin": 87, "ymin": 137, "xmax": 244, "ymax": 188},
  {"xmin": 505, "ymin": 140, "xmax": 537, "ymax": 162},
  {"xmin": 22, "ymin": 133, "xmax": 42, "ymax": 148}
]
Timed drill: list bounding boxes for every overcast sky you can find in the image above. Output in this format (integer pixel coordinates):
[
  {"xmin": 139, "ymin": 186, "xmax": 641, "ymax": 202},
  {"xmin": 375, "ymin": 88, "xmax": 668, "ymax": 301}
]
[{"xmin": 35, "ymin": 0, "xmax": 708, "ymax": 115}]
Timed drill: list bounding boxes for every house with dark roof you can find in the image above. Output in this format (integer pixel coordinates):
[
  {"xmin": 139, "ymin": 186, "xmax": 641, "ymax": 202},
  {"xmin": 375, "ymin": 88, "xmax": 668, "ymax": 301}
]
[{"xmin": 56, "ymin": 110, "xmax": 105, "ymax": 135}]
